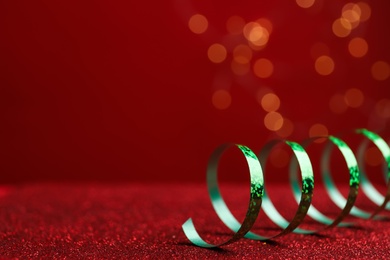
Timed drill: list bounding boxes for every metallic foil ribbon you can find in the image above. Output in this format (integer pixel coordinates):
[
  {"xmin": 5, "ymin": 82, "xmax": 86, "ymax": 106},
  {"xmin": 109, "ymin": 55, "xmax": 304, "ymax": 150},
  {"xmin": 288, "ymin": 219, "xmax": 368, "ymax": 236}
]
[
  {"xmin": 182, "ymin": 144, "xmax": 264, "ymax": 248},
  {"xmin": 182, "ymin": 129, "xmax": 390, "ymax": 247}
]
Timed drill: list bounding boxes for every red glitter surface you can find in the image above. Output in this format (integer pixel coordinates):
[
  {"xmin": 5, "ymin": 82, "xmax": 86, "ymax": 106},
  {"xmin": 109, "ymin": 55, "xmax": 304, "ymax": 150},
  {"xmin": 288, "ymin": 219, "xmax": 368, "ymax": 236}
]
[{"xmin": 0, "ymin": 183, "xmax": 389, "ymax": 258}]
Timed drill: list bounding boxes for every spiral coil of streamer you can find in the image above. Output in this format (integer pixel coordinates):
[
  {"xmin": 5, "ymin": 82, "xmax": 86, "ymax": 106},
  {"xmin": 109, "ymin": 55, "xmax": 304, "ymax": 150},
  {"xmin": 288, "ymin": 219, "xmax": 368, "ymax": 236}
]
[{"xmin": 182, "ymin": 129, "xmax": 390, "ymax": 248}]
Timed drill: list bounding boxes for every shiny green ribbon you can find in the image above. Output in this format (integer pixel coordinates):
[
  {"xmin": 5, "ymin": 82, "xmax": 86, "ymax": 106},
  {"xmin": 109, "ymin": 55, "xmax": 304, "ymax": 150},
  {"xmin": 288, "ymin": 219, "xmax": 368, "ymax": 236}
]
[
  {"xmin": 182, "ymin": 129, "xmax": 389, "ymax": 248},
  {"xmin": 289, "ymin": 136, "xmax": 359, "ymax": 232},
  {"xmin": 355, "ymin": 129, "xmax": 390, "ymax": 216},
  {"xmin": 182, "ymin": 144, "xmax": 264, "ymax": 247}
]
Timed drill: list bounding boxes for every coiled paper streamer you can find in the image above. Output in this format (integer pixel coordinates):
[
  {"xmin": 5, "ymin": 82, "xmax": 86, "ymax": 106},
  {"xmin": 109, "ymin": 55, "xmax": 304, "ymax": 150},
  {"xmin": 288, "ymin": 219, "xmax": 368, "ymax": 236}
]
[
  {"xmin": 182, "ymin": 144, "xmax": 264, "ymax": 247},
  {"xmin": 182, "ymin": 129, "xmax": 390, "ymax": 247}
]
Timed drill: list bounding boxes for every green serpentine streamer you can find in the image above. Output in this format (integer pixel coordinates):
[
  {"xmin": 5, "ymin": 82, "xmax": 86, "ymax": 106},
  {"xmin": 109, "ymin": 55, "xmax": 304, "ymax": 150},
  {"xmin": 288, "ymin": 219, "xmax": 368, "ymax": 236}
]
[
  {"xmin": 182, "ymin": 144, "xmax": 264, "ymax": 248},
  {"xmin": 182, "ymin": 129, "xmax": 390, "ymax": 247}
]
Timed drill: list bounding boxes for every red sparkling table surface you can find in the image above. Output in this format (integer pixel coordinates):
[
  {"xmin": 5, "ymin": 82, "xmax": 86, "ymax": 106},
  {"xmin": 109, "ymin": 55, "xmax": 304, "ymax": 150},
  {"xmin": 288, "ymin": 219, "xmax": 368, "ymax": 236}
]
[{"xmin": 0, "ymin": 182, "xmax": 389, "ymax": 259}]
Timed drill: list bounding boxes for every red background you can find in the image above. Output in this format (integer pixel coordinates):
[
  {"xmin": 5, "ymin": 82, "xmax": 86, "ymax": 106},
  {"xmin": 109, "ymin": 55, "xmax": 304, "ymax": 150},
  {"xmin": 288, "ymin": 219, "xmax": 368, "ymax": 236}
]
[{"xmin": 1, "ymin": 0, "xmax": 389, "ymax": 183}]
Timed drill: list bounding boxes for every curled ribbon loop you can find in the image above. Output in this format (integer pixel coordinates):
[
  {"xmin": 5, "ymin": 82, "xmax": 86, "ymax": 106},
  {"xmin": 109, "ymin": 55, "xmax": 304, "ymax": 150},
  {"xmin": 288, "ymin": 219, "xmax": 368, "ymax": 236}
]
[
  {"xmin": 182, "ymin": 144, "xmax": 264, "ymax": 248},
  {"xmin": 355, "ymin": 129, "xmax": 390, "ymax": 216},
  {"xmin": 182, "ymin": 129, "xmax": 390, "ymax": 247},
  {"xmin": 204, "ymin": 140, "xmax": 315, "ymax": 240},
  {"xmin": 290, "ymin": 135, "xmax": 359, "ymax": 232},
  {"xmin": 255, "ymin": 140, "xmax": 314, "ymax": 238}
]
